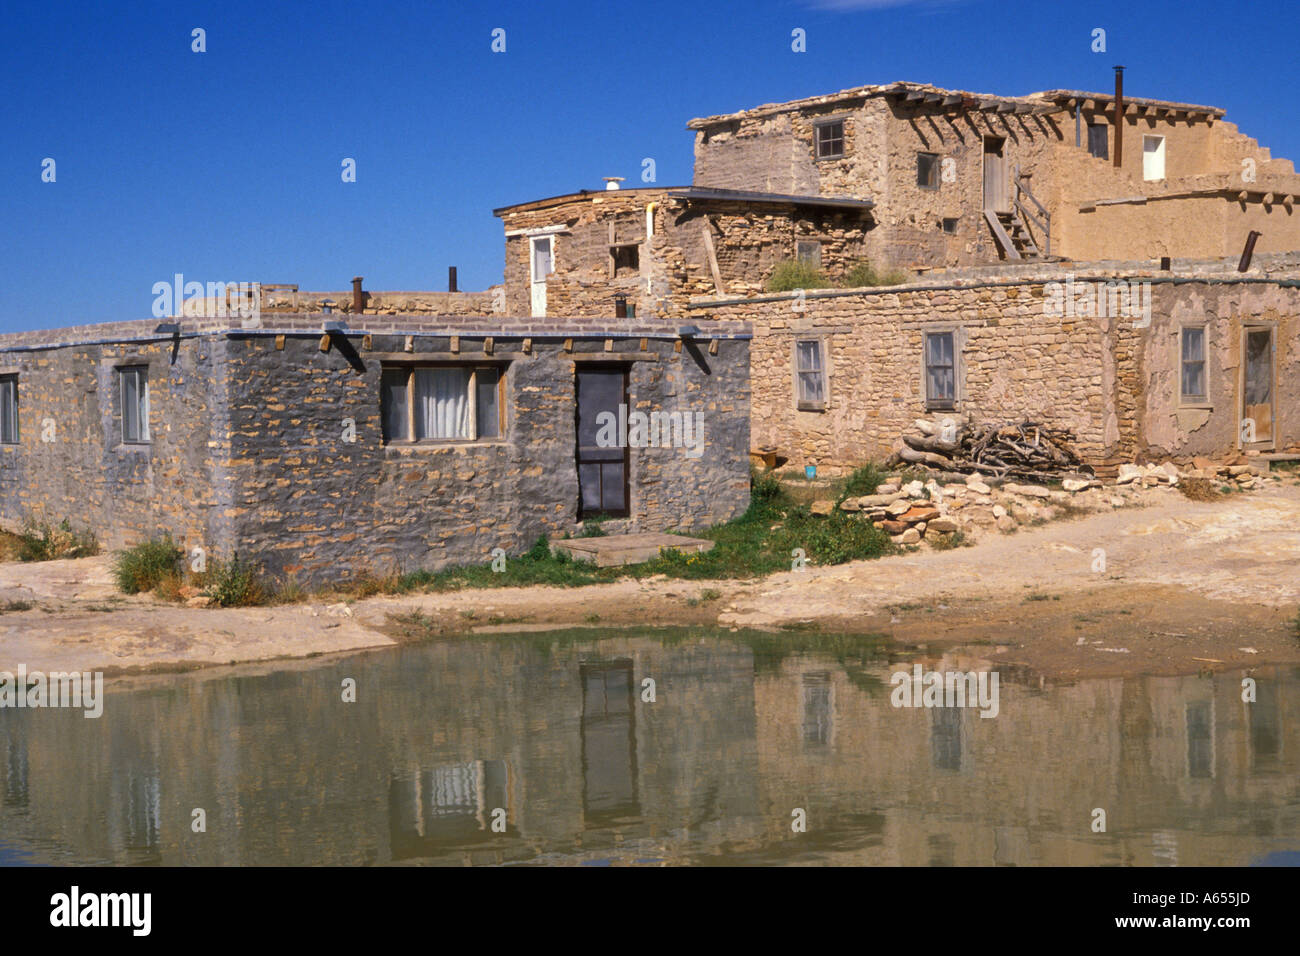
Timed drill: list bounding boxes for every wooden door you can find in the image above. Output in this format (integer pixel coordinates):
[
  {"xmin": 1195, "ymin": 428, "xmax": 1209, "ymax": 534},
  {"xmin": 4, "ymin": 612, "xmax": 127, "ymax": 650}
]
[
  {"xmin": 1242, "ymin": 327, "xmax": 1275, "ymax": 448},
  {"xmin": 983, "ymin": 137, "xmax": 1009, "ymax": 212}
]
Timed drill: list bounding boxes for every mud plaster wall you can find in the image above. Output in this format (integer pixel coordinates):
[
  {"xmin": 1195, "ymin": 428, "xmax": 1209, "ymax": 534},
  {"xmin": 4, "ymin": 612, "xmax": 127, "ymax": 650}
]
[{"xmin": 1138, "ymin": 282, "xmax": 1300, "ymax": 458}]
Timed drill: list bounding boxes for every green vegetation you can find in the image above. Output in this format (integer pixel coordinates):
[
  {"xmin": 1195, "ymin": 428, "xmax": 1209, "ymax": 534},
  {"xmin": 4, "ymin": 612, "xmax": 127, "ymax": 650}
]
[
  {"xmin": 929, "ymin": 530, "xmax": 971, "ymax": 551},
  {"xmin": 112, "ymin": 535, "xmax": 182, "ymax": 594},
  {"xmin": 843, "ymin": 259, "xmax": 910, "ymax": 288},
  {"xmin": 203, "ymin": 554, "xmax": 266, "ymax": 607},
  {"xmin": 765, "ymin": 259, "xmax": 832, "ymax": 292},
  {"xmin": 17, "ymin": 517, "xmax": 98, "ymax": 562},
  {"xmin": 766, "ymin": 258, "xmax": 912, "ymax": 294},
  {"xmin": 838, "ymin": 463, "xmax": 887, "ymax": 501}
]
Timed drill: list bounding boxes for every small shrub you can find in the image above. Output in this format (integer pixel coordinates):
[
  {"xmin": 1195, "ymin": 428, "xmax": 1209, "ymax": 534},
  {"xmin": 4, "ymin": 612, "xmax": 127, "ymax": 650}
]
[
  {"xmin": 18, "ymin": 518, "xmax": 99, "ymax": 562},
  {"xmin": 1178, "ymin": 477, "xmax": 1220, "ymax": 501},
  {"xmin": 766, "ymin": 259, "xmax": 831, "ymax": 292},
  {"xmin": 839, "ymin": 463, "xmax": 886, "ymax": 501},
  {"xmin": 929, "ymin": 531, "xmax": 970, "ymax": 550},
  {"xmin": 751, "ymin": 466, "xmax": 784, "ymax": 505},
  {"xmin": 203, "ymin": 554, "xmax": 266, "ymax": 607},
  {"xmin": 842, "ymin": 259, "xmax": 909, "ymax": 288},
  {"xmin": 113, "ymin": 535, "xmax": 182, "ymax": 594}
]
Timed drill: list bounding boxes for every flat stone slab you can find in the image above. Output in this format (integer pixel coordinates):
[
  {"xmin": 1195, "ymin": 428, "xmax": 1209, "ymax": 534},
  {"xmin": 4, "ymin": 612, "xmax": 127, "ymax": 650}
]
[{"xmin": 552, "ymin": 533, "xmax": 715, "ymax": 567}]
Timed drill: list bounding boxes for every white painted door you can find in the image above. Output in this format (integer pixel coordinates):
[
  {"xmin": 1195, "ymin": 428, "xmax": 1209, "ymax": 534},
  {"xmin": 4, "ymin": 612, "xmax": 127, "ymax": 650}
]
[{"xmin": 530, "ymin": 236, "xmax": 552, "ymax": 317}]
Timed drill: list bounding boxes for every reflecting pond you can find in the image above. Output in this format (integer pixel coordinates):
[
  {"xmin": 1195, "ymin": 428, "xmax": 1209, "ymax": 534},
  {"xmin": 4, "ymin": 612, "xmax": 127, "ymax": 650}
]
[{"xmin": 1, "ymin": 629, "xmax": 1297, "ymax": 865}]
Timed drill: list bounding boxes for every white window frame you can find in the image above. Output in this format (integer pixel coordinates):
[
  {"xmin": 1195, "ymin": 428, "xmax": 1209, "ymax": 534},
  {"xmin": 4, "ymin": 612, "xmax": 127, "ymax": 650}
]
[
  {"xmin": 794, "ymin": 338, "xmax": 828, "ymax": 411},
  {"xmin": 119, "ymin": 365, "xmax": 150, "ymax": 444},
  {"xmin": 1142, "ymin": 134, "xmax": 1166, "ymax": 181},
  {"xmin": 381, "ymin": 363, "xmax": 504, "ymax": 445}
]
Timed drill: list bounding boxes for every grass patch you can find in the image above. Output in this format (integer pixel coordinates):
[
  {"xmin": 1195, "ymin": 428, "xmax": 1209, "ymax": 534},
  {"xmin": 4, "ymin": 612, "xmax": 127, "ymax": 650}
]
[
  {"xmin": 203, "ymin": 554, "xmax": 265, "ymax": 607},
  {"xmin": 1024, "ymin": 592, "xmax": 1061, "ymax": 602},
  {"xmin": 929, "ymin": 530, "xmax": 971, "ymax": 550},
  {"xmin": 843, "ymin": 259, "xmax": 910, "ymax": 288},
  {"xmin": 837, "ymin": 463, "xmax": 887, "ymax": 502},
  {"xmin": 17, "ymin": 518, "xmax": 98, "ymax": 562},
  {"xmin": 0, "ymin": 599, "xmax": 33, "ymax": 613},
  {"xmin": 112, "ymin": 535, "xmax": 182, "ymax": 594},
  {"xmin": 766, "ymin": 259, "xmax": 832, "ymax": 292}
]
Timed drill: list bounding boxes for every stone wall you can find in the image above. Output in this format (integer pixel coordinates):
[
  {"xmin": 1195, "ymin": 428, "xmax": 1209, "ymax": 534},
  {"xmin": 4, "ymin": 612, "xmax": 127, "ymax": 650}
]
[
  {"xmin": 0, "ymin": 316, "xmax": 751, "ymax": 585},
  {"xmin": 498, "ymin": 190, "xmax": 873, "ymax": 319},
  {"xmin": 690, "ymin": 273, "xmax": 1299, "ymax": 469},
  {"xmin": 0, "ymin": 338, "xmax": 229, "ymax": 554}
]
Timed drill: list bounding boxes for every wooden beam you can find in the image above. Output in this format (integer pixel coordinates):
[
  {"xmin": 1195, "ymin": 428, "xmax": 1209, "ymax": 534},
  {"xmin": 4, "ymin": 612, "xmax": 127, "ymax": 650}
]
[{"xmin": 700, "ymin": 222, "xmax": 726, "ymax": 296}]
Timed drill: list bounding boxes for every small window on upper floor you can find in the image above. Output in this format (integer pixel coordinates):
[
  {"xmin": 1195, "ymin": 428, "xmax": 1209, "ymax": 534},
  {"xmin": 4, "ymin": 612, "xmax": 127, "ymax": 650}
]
[
  {"xmin": 0, "ymin": 376, "xmax": 17, "ymax": 444},
  {"xmin": 1087, "ymin": 123, "xmax": 1109, "ymax": 160},
  {"xmin": 1143, "ymin": 135, "xmax": 1166, "ymax": 181},
  {"xmin": 119, "ymin": 366, "xmax": 150, "ymax": 444},
  {"xmin": 917, "ymin": 152, "xmax": 941, "ymax": 189},
  {"xmin": 941, "ymin": 217, "xmax": 959, "ymax": 234},
  {"xmin": 815, "ymin": 120, "xmax": 844, "ymax": 160},
  {"xmin": 796, "ymin": 240, "xmax": 822, "ymax": 267}
]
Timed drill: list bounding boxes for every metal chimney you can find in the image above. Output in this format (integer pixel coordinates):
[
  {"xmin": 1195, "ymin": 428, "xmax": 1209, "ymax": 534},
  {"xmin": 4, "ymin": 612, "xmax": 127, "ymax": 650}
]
[{"xmin": 1113, "ymin": 66, "xmax": 1126, "ymax": 169}]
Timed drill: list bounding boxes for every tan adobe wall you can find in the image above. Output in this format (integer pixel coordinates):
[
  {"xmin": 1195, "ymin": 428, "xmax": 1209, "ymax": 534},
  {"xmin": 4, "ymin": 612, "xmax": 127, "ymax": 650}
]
[{"xmin": 688, "ymin": 275, "xmax": 1299, "ymax": 469}]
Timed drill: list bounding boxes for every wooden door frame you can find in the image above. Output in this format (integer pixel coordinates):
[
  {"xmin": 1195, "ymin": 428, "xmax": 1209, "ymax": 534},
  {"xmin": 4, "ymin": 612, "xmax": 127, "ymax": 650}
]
[
  {"xmin": 1238, "ymin": 323, "xmax": 1277, "ymax": 451},
  {"xmin": 982, "ymin": 135, "xmax": 1009, "ymax": 213},
  {"xmin": 575, "ymin": 364, "xmax": 631, "ymax": 519}
]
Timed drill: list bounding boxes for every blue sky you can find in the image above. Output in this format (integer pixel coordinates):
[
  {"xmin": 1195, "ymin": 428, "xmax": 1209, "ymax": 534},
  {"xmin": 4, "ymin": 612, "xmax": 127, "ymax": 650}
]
[{"xmin": 3, "ymin": 0, "xmax": 1296, "ymax": 331}]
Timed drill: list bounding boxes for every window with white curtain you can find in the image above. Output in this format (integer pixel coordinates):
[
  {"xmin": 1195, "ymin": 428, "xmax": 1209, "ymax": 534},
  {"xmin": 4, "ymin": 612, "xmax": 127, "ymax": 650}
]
[{"xmin": 381, "ymin": 365, "xmax": 502, "ymax": 443}]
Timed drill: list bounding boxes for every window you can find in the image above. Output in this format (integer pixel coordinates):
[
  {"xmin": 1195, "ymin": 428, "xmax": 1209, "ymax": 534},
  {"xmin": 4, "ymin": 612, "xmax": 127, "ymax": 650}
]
[
  {"xmin": 917, "ymin": 152, "xmax": 940, "ymax": 189},
  {"xmin": 611, "ymin": 244, "xmax": 638, "ymax": 277},
  {"xmin": 924, "ymin": 332, "xmax": 956, "ymax": 409},
  {"xmin": 941, "ymin": 217, "xmax": 959, "ymax": 234},
  {"xmin": 0, "ymin": 376, "xmax": 16, "ymax": 444},
  {"xmin": 796, "ymin": 240, "xmax": 822, "ymax": 267},
  {"xmin": 119, "ymin": 366, "xmax": 150, "ymax": 444},
  {"xmin": 794, "ymin": 339, "xmax": 827, "ymax": 411},
  {"xmin": 1087, "ymin": 122, "xmax": 1108, "ymax": 160},
  {"xmin": 381, "ymin": 365, "xmax": 502, "ymax": 443},
  {"xmin": 814, "ymin": 119, "xmax": 844, "ymax": 160},
  {"xmin": 1180, "ymin": 326, "xmax": 1207, "ymax": 403},
  {"xmin": 531, "ymin": 236, "xmax": 553, "ymax": 281},
  {"xmin": 1143, "ymin": 134, "xmax": 1166, "ymax": 181}
]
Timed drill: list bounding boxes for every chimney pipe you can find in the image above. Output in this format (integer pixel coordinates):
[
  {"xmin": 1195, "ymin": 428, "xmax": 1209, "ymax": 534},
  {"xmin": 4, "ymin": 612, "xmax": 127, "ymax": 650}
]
[
  {"xmin": 1113, "ymin": 65, "xmax": 1125, "ymax": 169},
  {"xmin": 1237, "ymin": 230, "xmax": 1262, "ymax": 272},
  {"xmin": 448, "ymin": 266, "xmax": 458, "ymax": 293},
  {"xmin": 351, "ymin": 276, "xmax": 364, "ymax": 314},
  {"xmin": 613, "ymin": 293, "xmax": 628, "ymax": 318}
]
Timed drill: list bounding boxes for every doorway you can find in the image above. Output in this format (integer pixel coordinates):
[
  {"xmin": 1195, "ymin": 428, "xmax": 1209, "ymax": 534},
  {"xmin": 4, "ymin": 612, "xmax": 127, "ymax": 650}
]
[
  {"xmin": 983, "ymin": 136, "xmax": 1009, "ymax": 212},
  {"xmin": 1241, "ymin": 326, "xmax": 1275, "ymax": 449},
  {"xmin": 575, "ymin": 366, "xmax": 629, "ymax": 517}
]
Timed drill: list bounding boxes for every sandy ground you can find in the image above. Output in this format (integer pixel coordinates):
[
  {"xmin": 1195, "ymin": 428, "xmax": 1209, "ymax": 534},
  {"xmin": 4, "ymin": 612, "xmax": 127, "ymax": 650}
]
[{"xmin": 1, "ymin": 481, "xmax": 1297, "ymax": 681}]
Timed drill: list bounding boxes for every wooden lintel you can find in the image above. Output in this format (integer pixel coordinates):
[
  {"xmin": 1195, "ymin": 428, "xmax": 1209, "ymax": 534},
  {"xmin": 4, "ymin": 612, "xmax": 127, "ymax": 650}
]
[
  {"xmin": 361, "ymin": 334, "xmax": 372, "ymax": 351},
  {"xmin": 572, "ymin": 353, "xmax": 660, "ymax": 363},
  {"xmin": 484, "ymin": 336, "xmax": 494, "ymax": 355},
  {"xmin": 522, "ymin": 337, "xmax": 533, "ymax": 354},
  {"xmin": 708, "ymin": 338, "xmax": 719, "ymax": 355},
  {"xmin": 450, "ymin": 334, "xmax": 460, "ymax": 353},
  {"xmin": 275, "ymin": 334, "xmax": 286, "ymax": 351}
]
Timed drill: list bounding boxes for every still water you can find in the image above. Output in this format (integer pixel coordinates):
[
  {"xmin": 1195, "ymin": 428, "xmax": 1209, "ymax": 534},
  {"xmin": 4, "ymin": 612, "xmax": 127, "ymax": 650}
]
[{"xmin": 1, "ymin": 629, "xmax": 1296, "ymax": 866}]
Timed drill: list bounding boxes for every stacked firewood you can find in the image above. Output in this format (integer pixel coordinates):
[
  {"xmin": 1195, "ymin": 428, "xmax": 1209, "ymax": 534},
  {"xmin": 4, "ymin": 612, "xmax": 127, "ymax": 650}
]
[{"xmin": 887, "ymin": 418, "xmax": 1090, "ymax": 481}]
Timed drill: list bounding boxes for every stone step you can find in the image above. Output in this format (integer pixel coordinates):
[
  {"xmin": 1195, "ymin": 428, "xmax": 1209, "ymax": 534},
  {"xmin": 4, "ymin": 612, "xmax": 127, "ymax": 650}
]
[{"xmin": 552, "ymin": 533, "xmax": 715, "ymax": 568}]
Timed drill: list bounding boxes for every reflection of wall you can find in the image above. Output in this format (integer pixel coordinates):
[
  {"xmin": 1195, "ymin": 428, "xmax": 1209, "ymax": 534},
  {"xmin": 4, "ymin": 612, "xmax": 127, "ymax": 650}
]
[{"xmin": 0, "ymin": 641, "xmax": 1296, "ymax": 866}]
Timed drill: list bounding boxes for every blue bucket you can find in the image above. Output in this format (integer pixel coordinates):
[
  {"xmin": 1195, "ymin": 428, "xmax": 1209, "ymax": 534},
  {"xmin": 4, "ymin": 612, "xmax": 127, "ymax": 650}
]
[{"xmin": 804, "ymin": 465, "xmax": 817, "ymax": 480}]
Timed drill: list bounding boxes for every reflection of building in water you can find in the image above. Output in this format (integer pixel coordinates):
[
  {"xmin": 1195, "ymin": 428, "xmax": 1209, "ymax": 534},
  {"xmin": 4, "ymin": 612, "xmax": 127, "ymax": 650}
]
[
  {"xmin": 0, "ymin": 640, "xmax": 1297, "ymax": 866},
  {"xmin": 389, "ymin": 760, "xmax": 512, "ymax": 860},
  {"xmin": 580, "ymin": 659, "xmax": 639, "ymax": 823}
]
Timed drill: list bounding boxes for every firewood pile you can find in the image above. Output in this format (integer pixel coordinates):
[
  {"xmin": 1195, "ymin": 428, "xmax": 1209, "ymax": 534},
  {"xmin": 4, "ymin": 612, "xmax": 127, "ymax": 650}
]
[{"xmin": 887, "ymin": 419, "xmax": 1092, "ymax": 481}]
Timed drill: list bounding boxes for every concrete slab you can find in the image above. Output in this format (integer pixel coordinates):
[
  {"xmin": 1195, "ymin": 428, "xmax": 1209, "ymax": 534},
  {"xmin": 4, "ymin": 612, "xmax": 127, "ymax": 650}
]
[{"xmin": 552, "ymin": 533, "xmax": 715, "ymax": 567}]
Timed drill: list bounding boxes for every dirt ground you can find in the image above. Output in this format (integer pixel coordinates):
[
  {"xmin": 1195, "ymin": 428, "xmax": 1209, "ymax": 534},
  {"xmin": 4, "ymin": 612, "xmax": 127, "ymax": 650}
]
[{"xmin": 1, "ymin": 481, "xmax": 1297, "ymax": 682}]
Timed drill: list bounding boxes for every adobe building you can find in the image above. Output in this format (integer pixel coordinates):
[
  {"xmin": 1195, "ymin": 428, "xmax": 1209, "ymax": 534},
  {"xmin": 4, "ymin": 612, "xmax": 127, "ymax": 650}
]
[
  {"xmin": 686, "ymin": 253, "xmax": 1300, "ymax": 470},
  {"xmin": 493, "ymin": 185, "xmax": 875, "ymax": 318},
  {"xmin": 689, "ymin": 77, "xmax": 1300, "ymax": 268},
  {"xmin": 0, "ymin": 314, "xmax": 750, "ymax": 584}
]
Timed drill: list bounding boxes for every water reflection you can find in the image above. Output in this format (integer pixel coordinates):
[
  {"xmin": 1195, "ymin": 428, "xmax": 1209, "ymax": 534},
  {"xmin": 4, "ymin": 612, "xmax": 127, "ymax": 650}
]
[{"xmin": 0, "ymin": 631, "xmax": 1297, "ymax": 866}]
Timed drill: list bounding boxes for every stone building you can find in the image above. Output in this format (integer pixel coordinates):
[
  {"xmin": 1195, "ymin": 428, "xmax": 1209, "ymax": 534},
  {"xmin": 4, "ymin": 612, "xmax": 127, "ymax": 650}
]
[
  {"xmin": 493, "ymin": 186, "xmax": 875, "ymax": 318},
  {"xmin": 0, "ymin": 314, "xmax": 750, "ymax": 583},
  {"xmin": 687, "ymin": 254, "xmax": 1300, "ymax": 469},
  {"xmin": 689, "ymin": 79, "xmax": 1300, "ymax": 268}
]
